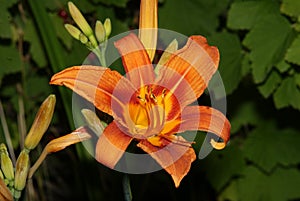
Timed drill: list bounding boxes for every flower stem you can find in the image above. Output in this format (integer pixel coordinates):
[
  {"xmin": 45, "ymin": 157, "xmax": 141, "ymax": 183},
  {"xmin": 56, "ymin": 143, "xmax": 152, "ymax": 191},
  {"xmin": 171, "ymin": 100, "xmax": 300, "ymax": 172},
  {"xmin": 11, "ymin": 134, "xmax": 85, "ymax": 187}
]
[{"xmin": 122, "ymin": 174, "xmax": 132, "ymax": 201}]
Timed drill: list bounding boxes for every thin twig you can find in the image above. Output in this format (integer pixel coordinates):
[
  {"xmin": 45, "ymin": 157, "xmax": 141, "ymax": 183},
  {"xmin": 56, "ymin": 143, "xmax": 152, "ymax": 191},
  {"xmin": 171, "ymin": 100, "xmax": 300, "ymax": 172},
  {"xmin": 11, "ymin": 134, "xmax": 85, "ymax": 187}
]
[
  {"xmin": 123, "ymin": 174, "xmax": 132, "ymax": 201},
  {"xmin": 16, "ymin": 84, "xmax": 27, "ymax": 149},
  {"xmin": 0, "ymin": 100, "xmax": 16, "ymax": 164}
]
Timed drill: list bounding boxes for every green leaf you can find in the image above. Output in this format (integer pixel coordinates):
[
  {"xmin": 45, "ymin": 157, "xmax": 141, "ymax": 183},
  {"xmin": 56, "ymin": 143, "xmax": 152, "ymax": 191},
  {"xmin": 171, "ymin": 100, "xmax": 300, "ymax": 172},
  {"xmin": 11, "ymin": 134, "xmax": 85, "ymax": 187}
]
[
  {"xmin": 273, "ymin": 75, "xmax": 300, "ymax": 110},
  {"xmin": 0, "ymin": 0, "xmax": 18, "ymax": 38},
  {"xmin": 91, "ymin": 0, "xmax": 128, "ymax": 7},
  {"xmin": 159, "ymin": 0, "xmax": 230, "ymax": 36},
  {"xmin": 275, "ymin": 59, "xmax": 290, "ymax": 73},
  {"xmin": 24, "ymin": 20, "xmax": 47, "ymax": 68},
  {"xmin": 237, "ymin": 167, "xmax": 300, "ymax": 201},
  {"xmin": 228, "ymin": 1, "xmax": 279, "ymax": 30},
  {"xmin": 0, "ymin": 10, "xmax": 12, "ymax": 39},
  {"xmin": 258, "ymin": 70, "xmax": 281, "ymax": 98},
  {"xmin": 243, "ymin": 121, "xmax": 300, "ymax": 172},
  {"xmin": 0, "ymin": 45, "xmax": 22, "ymax": 85},
  {"xmin": 281, "ymin": 0, "xmax": 300, "ymax": 18},
  {"xmin": 285, "ymin": 35, "xmax": 300, "ymax": 65},
  {"xmin": 243, "ymin": 15, "xmax": 293, "ymax": 83},
  {"xmin": 230, "ymin": 100, "xmax": 263, "ymax": 133},
  {"xmin": 49, "ymin": 13, "xmax": 73, "ymax": 50},
  {"xmin": 203, "ymin": 143, "xmax": 245, "ymax": 192},
  {"xmin": 208, "ymin": 31, "xmax": 243, "ymax": 95}
]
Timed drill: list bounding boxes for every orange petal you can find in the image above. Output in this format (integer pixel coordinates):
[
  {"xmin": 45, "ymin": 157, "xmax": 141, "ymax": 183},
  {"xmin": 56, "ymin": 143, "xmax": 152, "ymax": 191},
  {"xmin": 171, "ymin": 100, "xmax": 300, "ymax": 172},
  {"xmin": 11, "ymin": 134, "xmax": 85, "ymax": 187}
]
[
  {"xmin": 180, "ymin": 106, "xmax": 231, "ymax": 149},
  {"xmin": 50, "ymin": 66, "xmax": 135, "ymax": 117},
  {"xmin": 156, "ymin": 36, "xmax": 219, "ymax": 106},
  {"xmin": 95, "ymin": 121, "xmax": 133, "ymax": 168},
  {"xmin": 114, "ymin": 33, "xmax": 155, "ymax": 88},
  {"xmin": 137, "ymin": 137, "xmax": 196, "ymax": 187}
]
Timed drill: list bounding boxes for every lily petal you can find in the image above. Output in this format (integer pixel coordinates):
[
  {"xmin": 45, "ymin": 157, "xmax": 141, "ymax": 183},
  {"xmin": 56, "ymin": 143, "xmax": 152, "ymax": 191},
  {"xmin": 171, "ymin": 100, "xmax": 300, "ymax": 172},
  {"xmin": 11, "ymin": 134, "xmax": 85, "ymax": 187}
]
[
  {"xmin": 50, "ymin": 66, "xmax": 135, "ymax": 117},
  {"xmin": 95, "ymin": 121, "xmax": 133, "ymax": 168},
  {"xmin": 137, "ymin": 137, "xmax": 196, "ymax": 187},
  {"xmin": 156, "ymin": 36, "xmax": 219, "ymax": 107},
  {"xmin": 180, "ymin": 106, "xmax": 231, "ymax": 149},
  {"xmin": 114, "ymin": 33, "xmax": 155, "ymax": 88}
]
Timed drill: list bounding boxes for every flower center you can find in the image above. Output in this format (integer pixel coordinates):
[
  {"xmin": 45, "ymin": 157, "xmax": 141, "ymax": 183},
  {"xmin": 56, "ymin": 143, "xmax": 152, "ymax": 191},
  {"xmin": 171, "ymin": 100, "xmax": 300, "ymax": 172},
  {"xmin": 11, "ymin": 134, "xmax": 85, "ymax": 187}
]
[{"xmin": 128, "ymin": 85, "xmax": 166, "ymax": 139}]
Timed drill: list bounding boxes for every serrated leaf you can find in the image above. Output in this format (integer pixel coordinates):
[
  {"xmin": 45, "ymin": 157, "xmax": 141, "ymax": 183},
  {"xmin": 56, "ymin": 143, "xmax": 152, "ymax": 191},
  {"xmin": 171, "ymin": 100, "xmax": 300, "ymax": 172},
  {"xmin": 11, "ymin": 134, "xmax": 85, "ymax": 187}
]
[
  {"xmin": 24, "ymin": 20, "xmax": 47, "ymax": 68},
  {"xmin": 258, "ymin": 70, "xmax": 281, "ymax": 98},
  {"xmin": 237, "ymin": 167, "xmax": 300, "ymax": 201},
  {"xmin": 273, "ymin": 75, "xmax": 300, "ymax": 110},
  {"xmin": 159, "ymin": 0, "xmax": 230, "ymax": 36},
  {"xmin": 281, "ymin": 0, "xmax": 300, "ymax": 18},
  {"xmin": 202, "ymin": 143, "xmax": 245, "ymax": 192},
  {"xmin": 208, "ymin": 32, "xmax": 242, "ymax": 95},
  {"xmin": 228, "ymin": 1, "xmax": 278, "ymax": 30},
  {"xmin": 243, "ymin": 121, "xmax": 300, "ymax": 172},
  {"xmin": 275, "ymin": 59, "xmax": 290, "ymax": 73},
  {"xmin": 285, "ymin": 35, "xmax": 300, "ymax": 65},
  {"xmin": 243, "ymin": 15, "xmax": 293, "ymax": 83},
  {"xmin": 230, "ymin": 101, "xmax": 263, "ymax": 133},
  {"xmin": 241, "ymin": 54, "xmax": 251, "ymax": 76}
]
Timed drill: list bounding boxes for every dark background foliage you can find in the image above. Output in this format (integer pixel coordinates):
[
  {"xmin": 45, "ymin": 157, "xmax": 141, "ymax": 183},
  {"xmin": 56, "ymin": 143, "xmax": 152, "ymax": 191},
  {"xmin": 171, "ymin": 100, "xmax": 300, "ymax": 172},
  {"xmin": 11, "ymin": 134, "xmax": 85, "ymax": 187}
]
[{"xmin": 1, "ymin": 0, "xmax": 300, "ymax": 200}]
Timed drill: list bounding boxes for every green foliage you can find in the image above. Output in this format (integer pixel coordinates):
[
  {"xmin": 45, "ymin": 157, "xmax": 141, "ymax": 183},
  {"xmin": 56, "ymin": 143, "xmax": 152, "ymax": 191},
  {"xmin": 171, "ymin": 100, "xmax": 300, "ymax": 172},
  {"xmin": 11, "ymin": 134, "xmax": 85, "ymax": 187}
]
[{"xmin": 1, "ymin": 0, "xmax": 300, "ymax": 200}]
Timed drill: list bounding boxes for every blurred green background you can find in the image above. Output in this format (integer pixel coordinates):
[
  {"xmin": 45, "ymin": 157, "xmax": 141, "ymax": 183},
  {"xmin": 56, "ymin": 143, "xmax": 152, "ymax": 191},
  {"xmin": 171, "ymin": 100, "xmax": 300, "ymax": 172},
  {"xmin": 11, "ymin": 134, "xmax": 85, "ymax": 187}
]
[{"xmin": 1, "ymin": 0, "xmax": 300, "ymax": 200}]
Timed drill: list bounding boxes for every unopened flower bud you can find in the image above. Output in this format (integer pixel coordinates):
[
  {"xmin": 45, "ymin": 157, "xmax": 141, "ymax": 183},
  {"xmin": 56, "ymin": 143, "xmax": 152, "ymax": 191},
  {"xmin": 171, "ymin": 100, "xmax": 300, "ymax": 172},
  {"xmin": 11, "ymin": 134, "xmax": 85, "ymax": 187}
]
[
  {"xmin": 79, "ymin": 33, "xmax": 88, "ymax": 44},
  {"xmin": 95, "ymin": 20, "xmax": 105, "ymax": 43},
  {"xmin": 156, "ymin": 39, "xmax": 178, "ymax": 75},
  {"xmin": 81, "ymin": 109, "xmax": 105, "ymax": 136},
  {"xmin": 104, "ymin": 18, "xmax": 111, "ymax": 39},
  {"xmin": 0, "ymin": 144, "xmax": 14, "ymax": 182},
  {"xmin": 14, "ymin": 150, "xmax": 30, "ymax": 192},
  {"xmin": 24, "ymin": 94, "xmax": 56, "ymax": 150},
  {"xmin": 65, "ymin": 24, "xmax": 82, "ymax": 40},
  {"xmin": 68, "ymin": 2, "xmax": 93, "ymax": 37}
]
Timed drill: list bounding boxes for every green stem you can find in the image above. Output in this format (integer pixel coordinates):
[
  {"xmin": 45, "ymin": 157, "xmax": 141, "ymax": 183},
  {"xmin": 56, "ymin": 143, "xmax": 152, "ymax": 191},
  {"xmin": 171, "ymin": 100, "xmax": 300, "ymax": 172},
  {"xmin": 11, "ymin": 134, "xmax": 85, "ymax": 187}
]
[
  {"xmin": 123, "ymin": 174, "xmax": 132, "ymax": 201},
  {"xmin": 92, "ymin": 45, "xmax": 107, "ymax": 67},
  {"xmin": 27, "ymin": 0, "xmax": 74, "ymax": 129}
]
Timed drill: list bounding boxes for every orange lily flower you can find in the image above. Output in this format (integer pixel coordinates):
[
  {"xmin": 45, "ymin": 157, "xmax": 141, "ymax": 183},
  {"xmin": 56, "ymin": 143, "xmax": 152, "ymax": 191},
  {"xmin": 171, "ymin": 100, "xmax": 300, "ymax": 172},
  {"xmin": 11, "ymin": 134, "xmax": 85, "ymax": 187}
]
[{"xmin": 50, "ymin": 33, "xmax": 230, "ymax": 187}]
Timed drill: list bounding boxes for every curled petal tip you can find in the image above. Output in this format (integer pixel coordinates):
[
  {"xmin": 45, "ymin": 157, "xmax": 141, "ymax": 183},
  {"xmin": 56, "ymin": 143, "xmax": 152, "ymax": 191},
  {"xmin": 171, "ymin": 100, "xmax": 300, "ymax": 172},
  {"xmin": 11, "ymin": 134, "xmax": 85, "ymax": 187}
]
[{"xmin": 210, "ymin": 139, "xmax": 226, "ymax": 150}]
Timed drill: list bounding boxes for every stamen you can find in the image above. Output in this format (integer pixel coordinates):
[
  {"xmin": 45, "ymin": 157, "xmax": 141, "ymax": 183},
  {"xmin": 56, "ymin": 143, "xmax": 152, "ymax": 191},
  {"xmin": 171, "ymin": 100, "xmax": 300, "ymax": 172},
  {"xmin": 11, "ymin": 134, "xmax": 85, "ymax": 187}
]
[{"xmin": 162, "ymin": 135, "xmax": 195, "ymax": 147}]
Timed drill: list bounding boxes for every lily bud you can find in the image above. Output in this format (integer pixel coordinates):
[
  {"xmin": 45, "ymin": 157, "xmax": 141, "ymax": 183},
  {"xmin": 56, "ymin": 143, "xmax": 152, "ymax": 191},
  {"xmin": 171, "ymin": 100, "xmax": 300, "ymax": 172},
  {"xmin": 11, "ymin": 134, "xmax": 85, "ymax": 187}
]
[
  {"xmin": 138, "ymin": 0, "xmax": 158, "ymax": 61},
  {"xmin": 24, "ymin": 94, "xmax": 56, "ymax": 150},
  {"xmin": 0, "ymin": 144, "xmax": 14, "ymax": 183},
  {"xmin": 14, "ymin": 150, "xmax": 30, "ymax": 193},
  {"xmin": 68, "ymin": 2, "xmax": 93, "ymax": 37},
  {"xmin": 79, "ymin": 33, "xmax": 89, "ymax": 44},
  {"xmin": 156, "ymin": 39, "xmax": 178, "ymax": 75},
  {"xmin": 81, "ymin": 109, "xmax": 105, "ymax": 136},
  {"xmin": 95, "ymin": 20, "xmax": 106, "ymax": 43},
  {"xmin": 103, "ymin": 18, "xmax": 112, "ymax": 39},
  {"xmin": 65, "ymin": 24, "xmax": 82, "ymax": 40},
  {"xmin": 0, "ymin": 177, "xmax": 13, "ymax": 201},
  {"xmin": 68, "ymin": 2, "xmax": 98, "ymax": 48}
]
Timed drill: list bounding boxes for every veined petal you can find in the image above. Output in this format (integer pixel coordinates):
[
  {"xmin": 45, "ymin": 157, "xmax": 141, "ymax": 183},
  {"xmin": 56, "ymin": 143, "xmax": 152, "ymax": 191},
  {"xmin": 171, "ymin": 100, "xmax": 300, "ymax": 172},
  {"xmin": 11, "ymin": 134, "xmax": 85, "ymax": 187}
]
[
  {"xmin": 114, "ymin": 33, "xmax": 155, "ymax": 88},
  {"xmin": 95, "ymin": 121, "xmax": 133, "ymax": 168},
  {"xmin": 50, "ymin": 66, "xmax": 135, "ymax": 117},
  {"xmin": 180, "ymin": 106, "xmax": 230, "ymax": 149},
  {"xmin": 156, "ymin": 36, "xmax": 219, "ymax": 107},
  {"xmin": 137, "ymin": 137, "xmax": 196, "ymax": 187}
]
